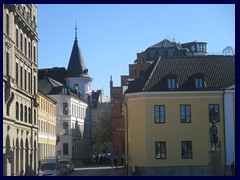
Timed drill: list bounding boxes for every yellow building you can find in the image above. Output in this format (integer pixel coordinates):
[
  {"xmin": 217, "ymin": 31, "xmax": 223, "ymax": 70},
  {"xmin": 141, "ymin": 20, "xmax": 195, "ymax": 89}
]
[
  {"xmin": 38, "ymin": 91, "xmax": 57, "ymax": 163},
  {"xmin": 123, "ymin": 56, "xmax": 235, "ymax": 176}
]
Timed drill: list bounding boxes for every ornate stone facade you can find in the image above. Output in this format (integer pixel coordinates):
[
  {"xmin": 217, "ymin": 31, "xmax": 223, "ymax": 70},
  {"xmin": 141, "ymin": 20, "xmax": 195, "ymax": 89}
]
[{"xmin": 3, "ymin": 4, "xmax": 39, "ymax": 176}]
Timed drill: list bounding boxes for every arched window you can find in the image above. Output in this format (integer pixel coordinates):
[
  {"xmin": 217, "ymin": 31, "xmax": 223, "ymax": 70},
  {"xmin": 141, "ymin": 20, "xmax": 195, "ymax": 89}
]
[
  {"xmin": 28, "ymin": 107, "xmax": 32, "ymax": 124},
  {"xmin": 20, "ymin": 104, "xmax": 23, "ymax": 121},
  {"xmin": 16, "ymin": 102, "xmax": 19, "ymax": 120},
  {"xmin": 34, "ymin": 109, "xmax": 36, "ymax": 125},
  {"xmin": 63, "ymin": 103, "xmax": 68, "ymax": 115},
  {"xmin": 24, "ymin": 106, "xmax": 28, "ymax": 122},
  {"xmin": 63, "ymin": 122, "xmax": 68, "ymax": 135}
]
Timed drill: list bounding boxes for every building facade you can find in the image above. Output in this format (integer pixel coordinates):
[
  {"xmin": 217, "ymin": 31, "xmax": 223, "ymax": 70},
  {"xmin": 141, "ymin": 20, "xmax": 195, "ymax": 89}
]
[
  {"xmin": 110, "ymin": 39, "xmax": 208, "ymax": 166},
  {"xmin": 37, "ymin": 27, "xmax": 93, "ymax": 164},
  {"xmin": 123, "ymin": 55, "xmax": 235, "ymax": 176},
  {"xmin": 3, "ymin": 4, "xmax": 39, "ymax": 176},
  {"xmin": 38, "ymin": 91, "xmax": 57, "ymax": 164},
  {"xmin": 91, "ymin": 90, "xmax": 112, "ymax": 154}
]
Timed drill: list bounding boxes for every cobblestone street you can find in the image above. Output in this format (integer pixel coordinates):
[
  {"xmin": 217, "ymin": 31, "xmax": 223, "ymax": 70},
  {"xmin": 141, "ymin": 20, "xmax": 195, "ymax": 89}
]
[{"xmin": 68, "ymin": 166, "xmax": 127, "ymax": 176}]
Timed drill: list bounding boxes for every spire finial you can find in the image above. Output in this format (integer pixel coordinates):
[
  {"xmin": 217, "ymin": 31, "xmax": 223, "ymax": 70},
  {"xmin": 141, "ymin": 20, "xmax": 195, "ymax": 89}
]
[{"xmin": 75, "ymin": 21, "xmax": 78, "ymax": 41}]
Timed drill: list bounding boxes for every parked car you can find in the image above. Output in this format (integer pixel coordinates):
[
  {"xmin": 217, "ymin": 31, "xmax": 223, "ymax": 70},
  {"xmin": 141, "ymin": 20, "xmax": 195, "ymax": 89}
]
[
  {"xmin": 58, "ymin": 164, "xmax": 69, "ymax": 176},
  {"xmin": 39, "ymin": 158, "xmax": 59, "ymax": 176},
  {"xmin": 58, "ymin": 159, "xmax": 74, "ymax": 173}
]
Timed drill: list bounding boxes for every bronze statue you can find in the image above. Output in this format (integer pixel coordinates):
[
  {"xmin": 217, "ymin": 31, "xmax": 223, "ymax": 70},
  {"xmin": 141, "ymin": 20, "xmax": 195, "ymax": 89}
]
[{"xmin": 209, "ymin": 120, "xmax": 219, "ymax": 150}]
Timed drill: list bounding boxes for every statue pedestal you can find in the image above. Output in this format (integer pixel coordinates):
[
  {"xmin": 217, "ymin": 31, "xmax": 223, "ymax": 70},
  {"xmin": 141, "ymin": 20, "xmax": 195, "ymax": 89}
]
[{"xmin": 208, "ymin": 150, "xmax": 221, "ymax": 176}]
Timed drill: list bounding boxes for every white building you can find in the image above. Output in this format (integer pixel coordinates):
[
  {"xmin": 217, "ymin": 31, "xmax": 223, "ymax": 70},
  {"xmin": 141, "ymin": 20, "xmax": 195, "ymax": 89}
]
[{"xmin": 38, "ymin": 27, "xmax": 93, "ymax": 163}]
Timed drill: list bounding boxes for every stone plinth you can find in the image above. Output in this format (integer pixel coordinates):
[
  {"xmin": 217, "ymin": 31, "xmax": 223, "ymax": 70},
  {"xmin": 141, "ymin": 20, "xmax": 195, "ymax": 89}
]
[{"xmin": 208, "ymin": 150, "xmax": 221, "ymax": 176}]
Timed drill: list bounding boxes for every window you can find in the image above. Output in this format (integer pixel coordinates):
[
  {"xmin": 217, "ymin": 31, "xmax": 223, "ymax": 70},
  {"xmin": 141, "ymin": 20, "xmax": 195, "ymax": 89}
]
[
  {"xmin": 20, "ymin": 104, "xmax": 23, "ymax": 121},
  {"xmin": 20, "ymin": 66, "xmax": 23, "ymax": 88},
  {"xmin": 63, "ymin": 143, "xmax": 68, "ymax": 155},
  {"xmin": 16, "ymin": 28, "xmax": 19, "ymax": 48},
  {"xmin": 155, "ymin": 141, "xmax": 166, "ymax": 159},
  {"xmin": 16, "ymin": 63, "xmax": 19, "ymax": 85},
  {"xmin": 87, "ymin": 84, "xmax": 90, "ymax": 91},
  {"xmin": 6, "ymin": 13, "xmax": 9, "ymax": 35},
  {"xmin": 28, "ymin": 72, "xmax": 31, "ymax": 92},
  {"xmin": 24, "ymin": 106, "xmax": 27, "ymax": 123},
  {"xmin": 34, "ymin": 76, "xmax": 36, "ymax": 94},
  {"xmin": 154, "ymin": 105, "xmax": 165, "ymax": 123},
  {"xmin": 180, "ymin": 105, "xmax": 191, "ymax": 123},
  {"xmin": 28, "ymin": 107, "xmax": 32, "ymax": 124},
  {"xmin": 28, "ymin": 41, "xmax": 31, "ymax": 59},
  {"xmin": 203, "ymin": 44, "xmax": 206, "ymax": 52},
  {"xmin": 195, "ymin": 78, "xmax": 203, "ymax": 88},
  {"xmin": 191, "ymin": 45, "xmax": 195, "ymax": 52},
  {"xmin": 24, "ymin": 69, "xmax": 27, "ymax": 90},
  {"xmin": 209, "ymin": 104, "xmax": 220, "ymax": 122},
  {"xmin": 16, "ymin": 102, "xmax": 19, "ymax": 120},
  {"xmin": 6, "ymin": 51, "xmax": 9, "ymax": 76},
  {"xmin": 181, "ymin": 141, "xmax": 192, "ymax": 159},
  {"xmin": 20, "ymin": 33, "xmax": 23, "ymax": 51},
  {"xmin": 168, "ymin": 78, "xmax": 176, "ymax": 89},
  {"xmin": 33, "ymin": 46, "xmax": 36, "ymax": 63},
  {"xmin": 63, "ymin": 103, "xmax": 68, "ymax": 115},
  {"xmin": 74, "ymin": 84, "xmax": 79, "ymax": 90},
  {"xmin": 24, "ymin": 37, "xmax": 27, "ymax": 55},
  {"xmin": 62, "ymin": 88, "xmax": 68, "ymax": 94},
  {"xmin": 63, "ymin": 122, "xmax": 68, "ymax": 135},
  {"xmin": 34, "ymin": 109, "xmax": 36, "ymax": 125}
]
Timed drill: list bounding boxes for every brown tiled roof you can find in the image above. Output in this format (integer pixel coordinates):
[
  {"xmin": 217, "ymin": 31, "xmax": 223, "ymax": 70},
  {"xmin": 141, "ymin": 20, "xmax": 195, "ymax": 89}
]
[{"xmin": 126, "ymin": 55, "xmax": 235, "ymax": 93}]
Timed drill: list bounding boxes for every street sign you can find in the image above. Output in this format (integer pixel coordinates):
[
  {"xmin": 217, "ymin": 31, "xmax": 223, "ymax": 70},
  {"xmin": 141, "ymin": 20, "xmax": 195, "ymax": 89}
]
[{"xmin": 121, "ymin": 155, "xmax": 130, "ymax": 159}]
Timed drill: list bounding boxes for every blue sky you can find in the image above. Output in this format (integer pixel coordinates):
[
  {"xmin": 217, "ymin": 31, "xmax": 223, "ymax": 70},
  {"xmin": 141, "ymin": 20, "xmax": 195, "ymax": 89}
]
[{"xmin": 38, "ymin": 4, "xmax": 235, "ymax": 97}]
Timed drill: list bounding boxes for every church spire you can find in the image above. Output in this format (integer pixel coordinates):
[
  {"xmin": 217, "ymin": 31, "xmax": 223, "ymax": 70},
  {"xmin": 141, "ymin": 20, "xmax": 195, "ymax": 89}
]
[
  {"xmin": 75, "ymin": 21, "xmax": 78, "ymax": 42},
  {"xmin": 67, "ymin": 22, "xmax": 88, "ymax": 77}
]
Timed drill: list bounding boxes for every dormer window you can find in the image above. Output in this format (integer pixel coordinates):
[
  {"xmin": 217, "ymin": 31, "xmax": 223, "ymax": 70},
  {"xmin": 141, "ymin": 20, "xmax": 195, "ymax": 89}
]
[
  {"xmin": 165, "ymin": 74, "xmax": 178, "ymax": 90},
  {"xmin": 194, "ymin": 73, "xmax": 206, "ymax": 89},
  {"xmin": 195, "ymin": 78, "xmax": 203, "ymax": 88},
  {"xmin": 168, "ymin": 78, "xmax": 176, "ymax": 89}
]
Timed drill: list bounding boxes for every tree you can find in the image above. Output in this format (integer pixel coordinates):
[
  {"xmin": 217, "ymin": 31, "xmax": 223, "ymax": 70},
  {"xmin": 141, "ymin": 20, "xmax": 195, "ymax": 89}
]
[{"xmin": 93, "ymin": 109, "xmax": 113, "ymax": 153}]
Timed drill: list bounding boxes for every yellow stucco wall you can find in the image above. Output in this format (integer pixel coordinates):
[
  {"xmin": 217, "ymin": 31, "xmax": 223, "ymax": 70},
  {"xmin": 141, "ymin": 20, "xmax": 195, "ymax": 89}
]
[{"xmin": 126, "ymin": 92, "xmax": 226, "ymax": 167}]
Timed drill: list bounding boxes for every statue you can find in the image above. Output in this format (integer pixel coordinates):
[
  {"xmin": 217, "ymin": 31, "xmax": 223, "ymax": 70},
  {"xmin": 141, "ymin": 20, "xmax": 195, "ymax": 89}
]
[{"xmin": 209, "ymin": 120, "xmax": 219, "ymax": 150}]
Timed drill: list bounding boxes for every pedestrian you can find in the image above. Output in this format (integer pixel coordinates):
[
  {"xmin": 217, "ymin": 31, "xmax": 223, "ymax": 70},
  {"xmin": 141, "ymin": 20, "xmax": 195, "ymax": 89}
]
[{"xmin": 95, "ymin": 154, "xmax": 98, "ymax": 165}]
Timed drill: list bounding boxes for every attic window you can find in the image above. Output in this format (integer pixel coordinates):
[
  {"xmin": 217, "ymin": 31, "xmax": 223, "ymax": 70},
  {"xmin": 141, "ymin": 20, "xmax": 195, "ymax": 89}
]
[
  {"xmin": 168, "ymin": 78, "xmax": 176, "ymax": 89},
  {"xmin": 62, "ymin": 87, "xmax": 68, "ymax": 94},
  {"xmin": 195, "ymin": 78, "xmax": 203, "ymax": 88},
  {"xmin": 195, "ymin": 77, "xmax": 206, "ymax": 89},
  {"xmin": 193, "ymin": 73, "xmax": 206, "ymax": 89}
]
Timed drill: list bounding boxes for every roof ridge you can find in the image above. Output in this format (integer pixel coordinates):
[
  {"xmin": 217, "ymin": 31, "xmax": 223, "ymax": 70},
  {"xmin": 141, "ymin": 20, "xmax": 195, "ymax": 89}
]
[{"xmin": 142, "ymin": 57, "xmax": 161, "ymax": 91}]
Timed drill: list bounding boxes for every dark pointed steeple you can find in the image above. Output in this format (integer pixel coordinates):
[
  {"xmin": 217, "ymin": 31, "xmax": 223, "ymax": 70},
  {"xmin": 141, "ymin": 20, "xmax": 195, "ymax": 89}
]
[{"xmin": 67, "ymin": 23, "xmax": 88, "ymax": 77}]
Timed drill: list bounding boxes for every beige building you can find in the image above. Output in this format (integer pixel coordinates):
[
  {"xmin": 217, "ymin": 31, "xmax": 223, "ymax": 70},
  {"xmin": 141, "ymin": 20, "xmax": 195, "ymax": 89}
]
[
  {"xmin": 123, "ymin": 56, "xmax": 235, "ymax": 176},
  {"xmin": 3, "ymin": 4, "xmax": 39, "ymax": 176},
  {"xmin": 38, "ymin": 91, "xmax": 57, "ymax": 164}
]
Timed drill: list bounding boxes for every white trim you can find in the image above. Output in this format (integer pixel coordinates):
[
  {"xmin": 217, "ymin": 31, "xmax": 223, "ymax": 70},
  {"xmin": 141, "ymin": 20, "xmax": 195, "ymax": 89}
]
[
  {"xmin": 226, "ymin": 84, "xmax": 235, "ymax": 90},
  {"xmin": 125, "ymin": 91, "xmax": 223, "ymax": 97},
  {"xmin": 128, "ymin": 96, "xmax": 222, "ymax": 101}
]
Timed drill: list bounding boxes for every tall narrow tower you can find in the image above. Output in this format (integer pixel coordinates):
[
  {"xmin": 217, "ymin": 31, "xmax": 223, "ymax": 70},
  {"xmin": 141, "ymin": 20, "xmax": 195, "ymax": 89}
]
[{"xmin": 65, "ymin": 24, "xmax": 93, "ymax": 99}]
